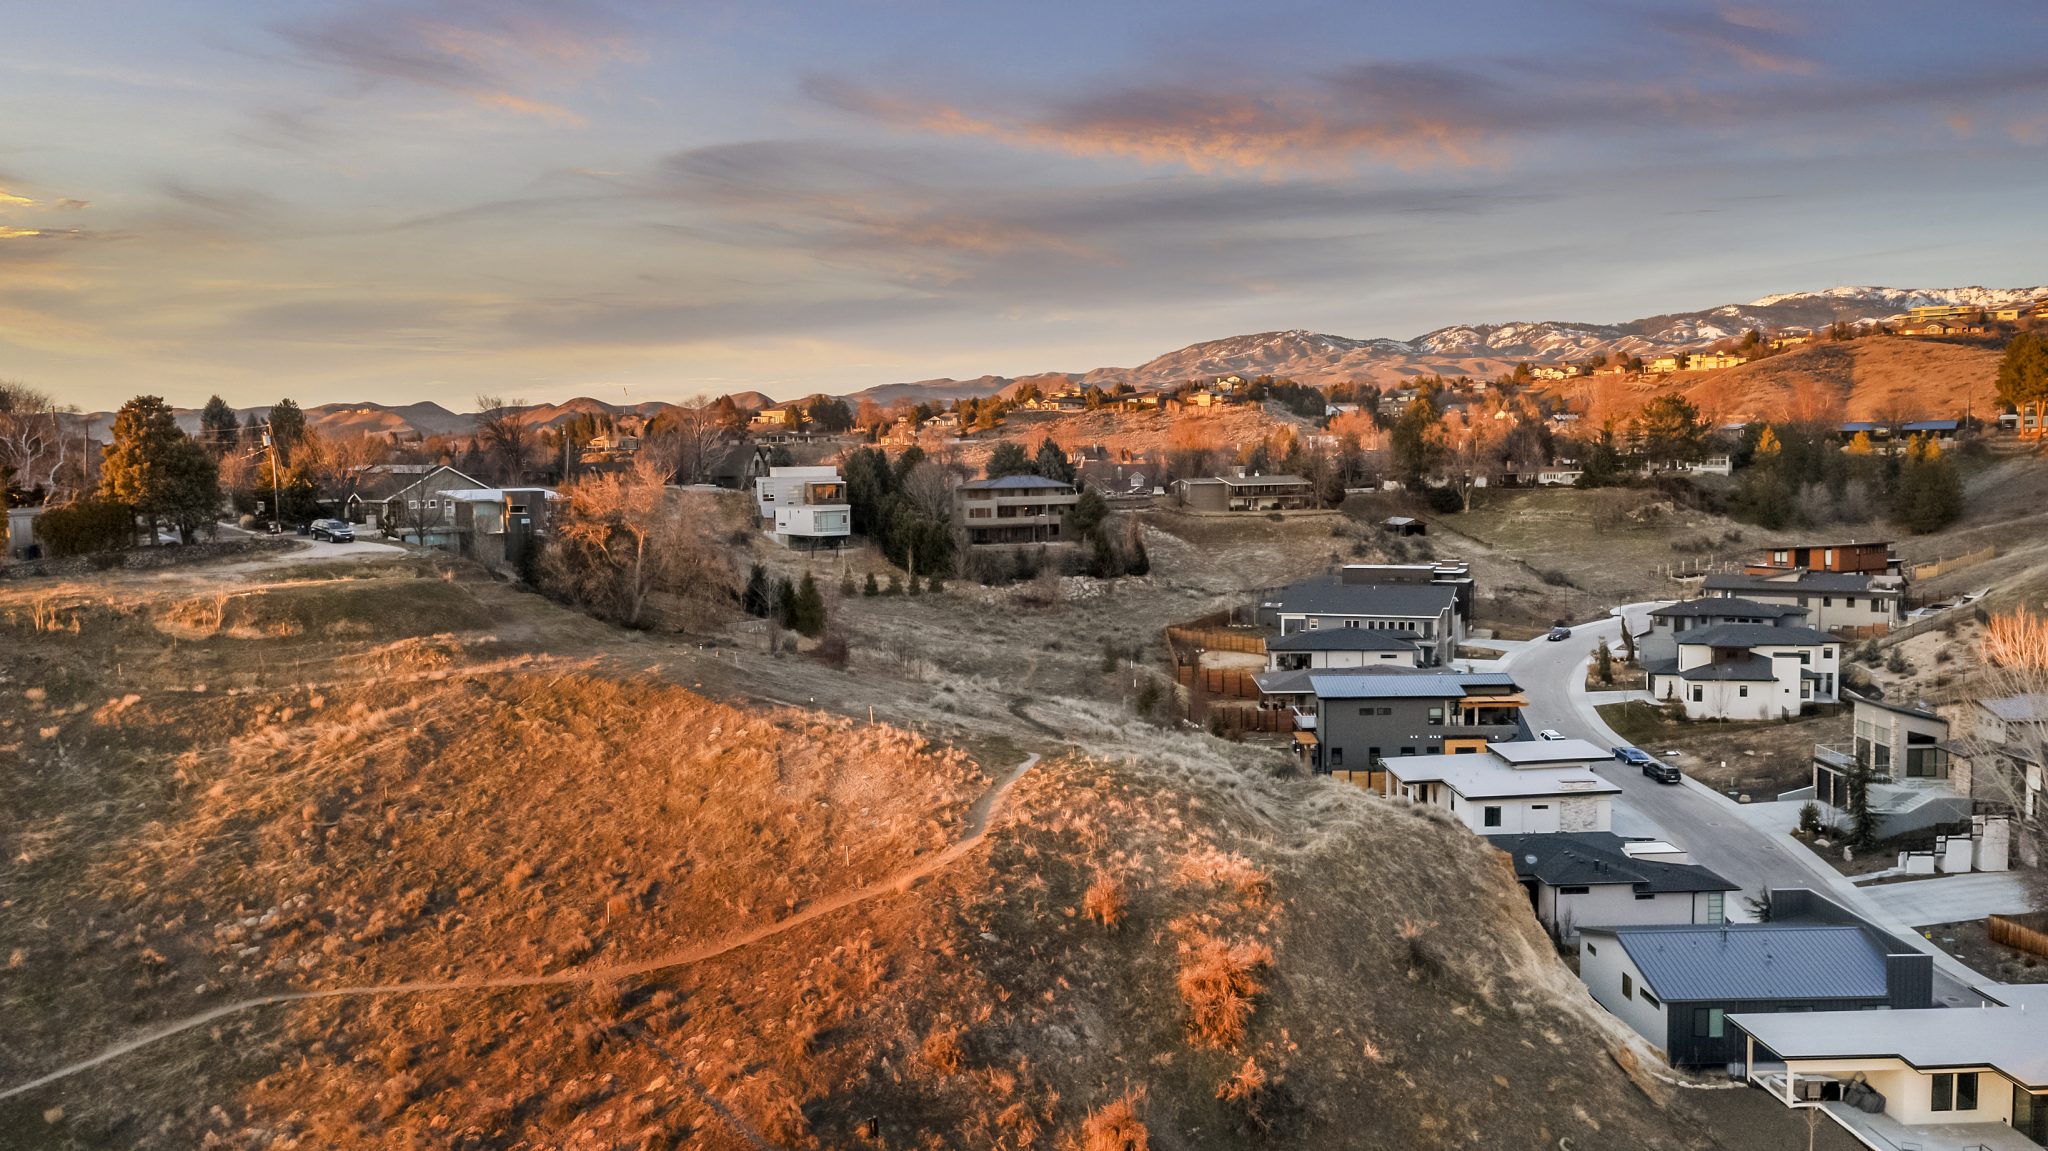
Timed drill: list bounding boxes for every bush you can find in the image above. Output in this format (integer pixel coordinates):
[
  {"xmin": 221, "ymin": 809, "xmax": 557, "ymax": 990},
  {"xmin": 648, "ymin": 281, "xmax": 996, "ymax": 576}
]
[
  {"xmin": 34, "ymin": 499, "xmax": 136, "ymax": 557},
  {"xmin": 1078, "ymin": 1090, "xmax": 1150, "ymax": 1151},
  {"xmin": 863, "ymin": 572, "xmax": 879, "ymax": 596},
  {"xmin": 1177, "ymin": 935, "xmax": 1272, "ymax": 1050},
  {"xmin": 814, "ymin": 629, "xmax": 850, "ymax": 669},
  {"xmin": 1798, "ymin": 801, "xmax": 1823, "ymax": 835},
  {"xmin": 1885, "ymin": 648, "xmax": 1907, "ymax": 674},
  {"xmin": 926, "ymin": 574, "xmax": 945, "ymax": 594},
  {"xmin": 883, "ymin": 573, "xmax": 902, "ymax": 596},
  {"xmin": 1083, "ymin": 877, "xmax": 1128, "ymax": 929},
  {"xmin": 1421, "ymin": 485, "xmax": 1464, "ymax": 514}
]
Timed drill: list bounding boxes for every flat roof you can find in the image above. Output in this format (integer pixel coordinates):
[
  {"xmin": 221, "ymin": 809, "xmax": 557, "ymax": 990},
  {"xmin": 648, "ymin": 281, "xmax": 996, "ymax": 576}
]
[
  {"xmin": 1730, "ymin": 1007, "xmax": 2048, "ymax": 1090},
  {"xmin": 1267, "ymin": 629, "xmax": 1419, "ymax": 652},
  {"xmin": 1488, "ymin": 832, "xmax": 1737, "ymax": 894},
  {"xmin": 1490, "ymin": 738, "xmax": 1609, "ymax": 765},
  {"xmin": 1262, "ymin": 577, "xmax": 1459, "ymax": 619},
  {"xmin": 1704, "ymin": 572, "xmax": 1898, "ymax": 596},
  {"xmin": 1382, "ymin": 754, "xmax": 1621, "ymax": 799},
  {"xmin": 956, "ymin": 475, "xmax": 1075, "ymax": 491}
]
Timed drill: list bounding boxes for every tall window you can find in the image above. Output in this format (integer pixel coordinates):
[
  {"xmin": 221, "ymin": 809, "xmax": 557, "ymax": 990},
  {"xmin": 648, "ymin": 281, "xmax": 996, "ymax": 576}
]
[
  {"xmin": 1705, "ymin": 892, "xmax": 1724, "ymax": 924},
  {"xmin": 1621, "ymin": 973, "xmax": 1633, "ymax": 1000}
]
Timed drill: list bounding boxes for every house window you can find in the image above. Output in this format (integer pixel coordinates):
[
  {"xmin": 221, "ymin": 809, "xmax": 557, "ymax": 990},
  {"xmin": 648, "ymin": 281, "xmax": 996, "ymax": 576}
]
[
  {"xmin": 1641, "ymin": 991, "xmax": 1660, "ymax": 1009},
  {"xmin": 1932, "ymin": 1072, "xmax": 1979, "ymax": 1112},
  {"xmin": 1824, "ymin": 648, "xmax": 1835, "ymax": 660},
  {"xmin": 1329, "ymin": 748, "xmax": 1343, "ymax": 767},
  {"xmin": 1401, "ymin": 746, "xmax": 1415, "ymax": 756},
  {"xmin": 1705, "ymin": 892, "xmax": 1724, "ymax": 923},
  {"xmin": 1529, "ymin": 803, "xmax": 1549, "ymax": 811},
  {"xmin": 1358, "ymin": 707, "xmax": 1373, "ymax": 717},
  {"xmin": 1635, "ymin": 892, "xmax": 1657, "ymax": 901},
  {"xmin": 1691, "ymin": 686, "xmax": 1703, "ymax": 703},
  {"xmin": 1426, "ymin": 707, "xmax": 1443, "ymax": 726},
  {"xmin": 1482, "ymin": 806, "xmax": 1503, "ymax": 828},
  {"xmin": 1584, "ymin": 942, "xmax": 1597, "ymax": 955},
  {"xmin": 1822, "ymin": 596, "xmax": 1833, "ymax": 607},
  {"xmin": 1367, "ymin": 747, "xmax": 1380, "ymax": 762},
  {"xmin": 1739, "ymin": 687, "xmax": 1748, "ymax": 698},
  {"xmin": 1621, "ymin": 974, "xmax": 1633, "ymax": 1000},
  {"xmin": 1344, "ymin": 619, "xmax": 1360, "ymax": 628},
  {"xmin": 1558, "ymin": 885, "xmax": 1590, "ymax": 895},
  {"xmin": 509, "ymin": 504, "xmax": 528, "ymax": 514},
  {"xmin": 408, "ymin": 500, "xmax": 419, "ymax": 509},
  {"xmin": 1307, "ymin": 619, "xmax": 1319, "ymax": 630},
  {"xmin": 1845, "ymin": 598, "xmax": 1856, "ymax": 609},
  {"xmin": 1692, "ymin": 1008, "xmax": 1724, "ymax": 1038}
]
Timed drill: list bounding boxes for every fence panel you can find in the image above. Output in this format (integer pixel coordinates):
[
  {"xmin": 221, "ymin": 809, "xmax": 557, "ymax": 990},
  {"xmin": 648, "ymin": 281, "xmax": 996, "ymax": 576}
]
[{"xmin": 1988, "ymin": 912, "xmax": 2048, "ymax": 959}]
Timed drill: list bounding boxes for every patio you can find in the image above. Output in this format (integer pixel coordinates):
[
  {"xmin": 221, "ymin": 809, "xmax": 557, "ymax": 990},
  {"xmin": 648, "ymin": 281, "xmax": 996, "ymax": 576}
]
[{"xmin": 1815, "ymin": 1099, "xmax": 2037, "ymax": 1151}]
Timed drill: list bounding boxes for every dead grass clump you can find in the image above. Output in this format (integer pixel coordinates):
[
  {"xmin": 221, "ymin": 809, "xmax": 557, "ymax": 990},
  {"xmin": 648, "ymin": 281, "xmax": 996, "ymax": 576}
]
[
  {"xmin": 1073, "ymin": 1088, "xmax": 1149, "ymax": 1151},
  {"xmin": 1173, "ymin": 847, "xmax": 1272, "ymax": 908},
  {"xmin": 1216, "ymin": 1056, "xmax": 1294, "ymax": 1136},
  {"xmin": 920, "ymin": 1024, "xmax": 966, "ymax": 1075},
  {"xmin": 1175, "ymin": 934, "xmax": 1272, "ymax": 1050},
  {"xmin": 1082, "ymin": 876, "xmax": 1128, "ymax": 929}
]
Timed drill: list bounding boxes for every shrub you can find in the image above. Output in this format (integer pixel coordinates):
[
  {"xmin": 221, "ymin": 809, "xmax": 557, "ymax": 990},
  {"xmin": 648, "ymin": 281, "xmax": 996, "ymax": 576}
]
[
  {"xmin": 927, "ymin": 574, "xmax": 945, "ymax": 594},
  {"xmin": 1082, "ymin": 877, "xmax": 1128, "ymax": 929},
  {"xmin": 884, "ymin": 573, "xmax": 902, "ymax": 596},
  {"xmin": 1798, "ymin": 801, "xmax": 1823, "ymax": 835},
  {"xmin": 1885, "ymin": 648, "xmax": 1907, "ymax": 674},
  {"xmin": 814, "ymin": 629, "xmax": 850, "ymax": 670},
  {"xmin": 920, "ymin": 1025, "xmax": 966, "ymax": 1076},
  {"xmin": 1176, "ymin": 934, "xmax": 1272, "ymax": 1050},
  {"xmin": 34, "ymin": 499, "xmax": 136, "ymax": 557},
  {"xmin": 863, "ymin": 572, "xmax": 880, "ymax": 596},
  {"xmin": 1077, "ymin": 1089, "xmax": 1149, "ymax": 1151},
  {"xmin": 839, "ymin": 570, "xmax": 856, "ymax": 597},
  {"xmin": 1216, "ymin": 1056, "xmax": 1292, "ymax": 1135}
]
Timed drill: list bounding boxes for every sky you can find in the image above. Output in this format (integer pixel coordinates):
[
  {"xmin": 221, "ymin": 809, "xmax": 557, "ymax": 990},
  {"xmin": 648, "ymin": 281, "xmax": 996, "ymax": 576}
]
[{"xmin": 4, "ymin": 1, "xmax": 2047, "ymax": 412}]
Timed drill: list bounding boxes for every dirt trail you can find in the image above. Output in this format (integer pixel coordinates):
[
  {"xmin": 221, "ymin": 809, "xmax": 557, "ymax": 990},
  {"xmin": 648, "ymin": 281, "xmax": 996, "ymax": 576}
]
[{"xmin": 0, "ymin": 753, "xmax": 1040, "ymax": 1103}]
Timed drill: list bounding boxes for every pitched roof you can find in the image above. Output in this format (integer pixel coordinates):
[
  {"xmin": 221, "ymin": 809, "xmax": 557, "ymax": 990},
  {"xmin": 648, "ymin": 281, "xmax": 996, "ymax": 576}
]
[
  {"xmin": 1649, "ymin": 598, "xmax": 1807, "ymax": 620},
  {"xmin": 1267, "ymin": 629, "xmax": 1419, "ymax": 652},
  {"xmin": 1308, "ymin": 671, "xmax": 1517, "ymax": 700},
  {"xmin": 1589, "ymin": 924, "xmax": 1893, "ymax": 1001},
  {"xmin": 957, "ymin": 474, "xmax": 1075, "ymax": 491},
  {"xmin": 1262, "ymin": 577, "xmax": 1459, "ymax": 619},
  {"xmin": 357, "ymin": 464, "xmax": 487, "ymax": 503},
  {"xmin": 1731, "ymin": 1007, "xmax": 2048, "ymax": 1089},
  {"xmin": 1979, "ymin": 694, "xmax": 2048, "ymax": 723},
  {"xmin": 1677, "ymin": 623, "xmax": 1835, "ymax": 648},
  {"xmin": 1703, "ymin": 572, "xmax": 1897, "ymax": 596},
  {"xmin": 1677, "ymin": 655, "xmax": 1779, "ymax": 682},
  {"xmin": 1489, "ymin": 832, "xmax": 1739, "ymax": 895}
]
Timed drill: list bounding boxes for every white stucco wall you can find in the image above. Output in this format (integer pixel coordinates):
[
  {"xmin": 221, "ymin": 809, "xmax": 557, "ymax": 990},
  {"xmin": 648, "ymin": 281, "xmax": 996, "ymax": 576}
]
[
  {"xmin": 1778, "ymin": 1058, "xmax": 2015, "ymax": 1127},
  {"xmin": 1448, "ymin": 794, "xmax": 1612, "ymax": 836},
  {"xmin": 1551, "ymin": 887, "xmax": 1717, "ymax": 938},
  {"xmin": 1579, "ymin": 935, "xmax": 1669, "ymax": 1055}
]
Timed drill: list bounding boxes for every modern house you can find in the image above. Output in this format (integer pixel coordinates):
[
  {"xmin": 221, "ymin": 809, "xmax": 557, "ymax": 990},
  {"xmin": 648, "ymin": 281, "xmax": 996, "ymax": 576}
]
[
  {"xmin": 445, "ymin": 487, "xmax": 554, "ymax": 571},
  {"xmin": 368, "ymin": 464, "xmax": 490, "ymax": 545},
  {"xmin": 1264, "ymin": 628, "xmax": 1421, "ymax": 670},
  {"xmin": 1489, "ymin": 831, "xmax": 1737, "ymax": 943},
  {"xmin": 1377, "ymin": 738, "xmax": 1619, "ymax": 834},
  {"xmin": 953, "ymin": 474, "xmax": 1080, "ymax": 546},
  {"xmin": 1702, "ymin": 570, "xmax": 1904, "ymax": 635},
  {"xmin": 1806, "ymin": 692, "xmax": 1970, "ymax": 838},
  {"xmin": 1302, "ymin": 669, "xmax": 1528, "ymax": 781},
  {"xmin": 1646, "ymin": 623, "xmax": 1840, "ymax": 720},
  {"xmin": 1257, "ymin": 569, "xmax": 1466, "ymax": 666},
  {"xmin": 755, "ymin": 466, "xmax": 851, "ymax": 547},
  {"xmin": 1577, "ymin": 920, "xmax": 1934, "ymax": 1068},
  {"xmin": 1686, "ymin": 351, "xmax": 1747, "ymax": 371},
  {"xmin": 1733, "ymin": 991, "xmax": 2048, "ymax": 1150},
  {"xmin": 1973, "ymin": 694, "xmax": 2047, "ymax": 826},
  {"xmin": 1171, "ymin": 472, "xmax": 1317, "ymax": 512},
  {"xmin": 1637, "ymin": 597, "xmax": 1813, "ymax": 666},
  {"xmin": 1746, "ymin": 541, "xmax": 1895, "ymax": 577}
]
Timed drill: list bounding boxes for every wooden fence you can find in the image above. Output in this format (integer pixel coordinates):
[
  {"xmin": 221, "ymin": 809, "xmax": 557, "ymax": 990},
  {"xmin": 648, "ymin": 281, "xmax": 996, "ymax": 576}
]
[
  {"xmin": 1988, "ymin": 911, "xmax": 2048, "ymax": 959},
  {"xmin": 1909, "ymin": 545, "xmax": 1997, "ymax": 582},
  {"xmin": 1164, "ymin": 625, "xmax": 1269, "ymax": 656},
  {"xmin": 1205, "ymin": 703, "xmax": 1292, "ymax": 734},
  {"xmin": 1175, "ymin": 663, "xmax": 1263, "ymax": 700}
]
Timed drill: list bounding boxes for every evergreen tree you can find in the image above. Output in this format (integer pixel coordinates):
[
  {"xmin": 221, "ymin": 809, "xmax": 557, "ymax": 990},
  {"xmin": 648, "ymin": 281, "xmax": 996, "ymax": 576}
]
[
  {"xmin": 266, "ymin": 398, "xmax": 308, "ymax": 464},
  {"xmin": 1633, "ymin": 394, "xmax": 1707, "ymax": 470},
  {"xmin": 199, "ymin": 395, "xmax": 240, "ymax": 455},
  {"xmin": 99, "ymin": 395, "xmax": 221, "ymax": 543},
  {"xmin": 742, "ymin": 563, "xmax": 771, "ymax": 617},
  {"xmin": 1070, "ymin": 487, "xmax": 1109, "ymax": 535},
  {"xmin": 1996, "ymin": 330, "xmax": 2048, "ymax": 410},
  {"xmin": 1846, "ymin": 759, "xmax": 1878, "ymax": 847},
  {"xmin": 1595, "ymin": 639, "xmax": 1614, "ymax": 685},
  {"xmin": 863, "ymin": 572, "xmax": 880, "ymax": 596},
  {"xmin": 986, "ymin": 441, "xmax": 1033, "ymax": 479},
  {"xmin": 1891, "ymin": 436, "xmax": 1963, "ymax": 533},
  {"xmin": 839, "ymin": 569, "xmax": 857, "ymax": 597},
  {"xmin": 1033, "ymin": 437, "xmax": 1076, "ymax": 485},
  {"xmin": 773, "ymin": 575, "xmax": 797, "ymax": 628},
  {"xmin": 792, "ymin": 571, "xmax": 827, "ymax": 636}
]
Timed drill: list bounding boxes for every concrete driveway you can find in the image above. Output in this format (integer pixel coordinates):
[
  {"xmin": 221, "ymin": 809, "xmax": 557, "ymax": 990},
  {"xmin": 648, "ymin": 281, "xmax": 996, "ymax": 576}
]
[{"xmin": 1859, "ymin": 872, "xmax": 2036, "ymax": 927}]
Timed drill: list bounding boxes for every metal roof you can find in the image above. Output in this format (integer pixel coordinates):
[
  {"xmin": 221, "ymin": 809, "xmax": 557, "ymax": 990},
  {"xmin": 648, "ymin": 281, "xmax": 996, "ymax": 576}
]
[
  {"xmin": 1308, "ymin": 671, "xmax": 1515, "ymax": 700},
  {"xmin": 1678, "ymin": 623, "xmax": 1835, "ymax": 648},
  {"xmin": 1262, "ymin": 577, "xmax": 1459, "ymax": 619},
  {"xmin": 1488, "ymin": 832, "xmax": 1738, "ymax": 894},
  {"xmin": 1490, "ymin": 738, "xmax": 1609, "ymax": 765},
  {"xmin": 956, "ymin": 474, "xmax": 1075, "ymax": 491},
  {"xmin": 1381, "ymin": 754, "xmax": 1620, "ymax": 799},
  {"xmin": 1589, "ymin": 924, "xmax": 1892, "ymax": 1002},
  {"xmin": 1267, "ymin": 629, "xmax": 1419, "ymax": 652},
  {"xmin": 1704, "ymin": 572, "xmax": 1898, "ymax": 596},
  {"xmin": 1730, "ymin": 1007, "xmax": 2048, "ymax": 1090},
  {"xmin": 1213, "ymin": 473, "xmax": 1310, "ymax": 487},
  {"xmin": 1649, "ymin": 598, "xmax": 1808, "ymax": 620}
]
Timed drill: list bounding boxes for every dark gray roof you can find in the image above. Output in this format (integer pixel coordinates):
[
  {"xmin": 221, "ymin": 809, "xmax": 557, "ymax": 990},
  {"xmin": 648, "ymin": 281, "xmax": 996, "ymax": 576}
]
[
  {"xmin": 1267, "ymin": 629, "xmax": 1419, "ymax": 652},
  {"xmin": 1704, "ymin": 572, "xmax": 1898, "ymax": 596},
  {"xmin": 1262, "ymin": 577, "xmax": 1458, "ymax": 619},
  {"xmin": 1679, "ymin": 623, "xmax": 1835, "ymax": 648},
  {"xmin": 1641, "ymin": 657, "xmax": 1679, "ymax": 676},
  {"xmin": 1488, "ymin": 833, "xmax": 1738, "ymax": 895},
  {"xmin": 1843, "ymin": 689, "xmax": 1939, "ymax": 722},
  {"xmin": 1214, "ymin": 473, "xmax": 1310, "ymax": 488},
  {"xmin": 1309, "ymin": 670, "xmax": 1518, "ymax": 701},
  {"xmin": 957, "ymin": 475, "xmax": 1075, "ymax": 491},
  {"xmin": 1677, "ymin": 655, "xmax": 1778, "ymax": 682},
  {"xmin": 1979, "ymin": 694, "xmax": 2048, "ymax": 723},
  {"xmin": 1650, "ymin": 598, "xmax": 1807, "ymax": 621},
  {"xmin": 1588, "ymin": 924, "xmax": 1893, "ymax": 1001},
  {"xmin": 1252, "ymin": 669, "xmax": 1318, "ymax": 696}
]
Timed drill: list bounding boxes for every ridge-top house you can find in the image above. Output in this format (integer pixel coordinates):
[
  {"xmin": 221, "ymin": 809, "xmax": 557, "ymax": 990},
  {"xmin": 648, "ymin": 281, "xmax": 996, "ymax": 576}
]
[
  {"xmin": 1171, "ymin": 472, "xmax": 1317, "ymax": 512},
  {"xmin": 1732, "ymin": 989, "xmax": 2048, "ymax": 1149},
  {"xmin": 1745, "ymin": 540, "xmax": 1895, "ymax": 577},
  {"xmin": 1377, "ymin": 738, "xmax": 1618, "ymax": 834},
  {"xmin": 1646, "ymin": 622, "xmax": 1839, "ymax": 720},
  {"xmin": 1702, "ymin": 570, "xmax": 1903, "ymax": 635},
  {"xmin": 754, "ymin": 465, "xmax": 851, "ymax": 547},
  {"xmin": 1488, "ymin": 831, "xmax": 1737, "ymax": 943}
]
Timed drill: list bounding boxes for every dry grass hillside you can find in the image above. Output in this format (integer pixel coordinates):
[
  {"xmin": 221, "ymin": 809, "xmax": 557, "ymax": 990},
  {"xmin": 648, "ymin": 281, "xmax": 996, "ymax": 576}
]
[
  {"xmin": 0, "ymin": 551, "xmax": 1822, "ymax": 1150},
  {"xmin": 968, "ymin": 403, "xmax": 1313, "ymax": 469}
]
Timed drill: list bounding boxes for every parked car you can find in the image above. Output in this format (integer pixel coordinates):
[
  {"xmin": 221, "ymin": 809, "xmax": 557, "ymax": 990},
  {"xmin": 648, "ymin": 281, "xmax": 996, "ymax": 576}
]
[
  {"xmin": 310, "ymin": 518, "xmax": 355, "ymax": 542},
  {"xmin": 1546, "ymin": 626, "xmax": 1571, "ymax": 641},
  {"xmin": 1642, "ymin": 759, "xmax": 1682, "ymax": 784},
  {"xmin": 1538, "ymin": 728, "xmax": 1567, "ymax": 741},
  {"xmin": 1613, "ymin": 746, "xmax": 1652, "ymax": 766}
]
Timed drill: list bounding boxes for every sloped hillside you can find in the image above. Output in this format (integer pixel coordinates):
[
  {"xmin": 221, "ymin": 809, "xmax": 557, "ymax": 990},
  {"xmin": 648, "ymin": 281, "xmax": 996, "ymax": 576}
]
[
  {"xmin": 1, "ymin": 562, "xmax": 1786, "ymax": 1149},
  {"xmin": 1678, "ymin": 336, "xmax": 2004, "ymax": 423}
]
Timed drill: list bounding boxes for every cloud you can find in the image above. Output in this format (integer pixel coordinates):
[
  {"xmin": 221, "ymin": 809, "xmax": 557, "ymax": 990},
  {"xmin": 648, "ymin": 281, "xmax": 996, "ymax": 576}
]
[
  {"xmin": 0, "ymin": 189, "xmax": 34, "ymax": 208},
  {"xmin": 273, "ymin": 0, "xmax": 639, "ymax": 125},
  {"xmin": 1647, "ymin": 5, "xmax": 1818, "ymax": 75}
]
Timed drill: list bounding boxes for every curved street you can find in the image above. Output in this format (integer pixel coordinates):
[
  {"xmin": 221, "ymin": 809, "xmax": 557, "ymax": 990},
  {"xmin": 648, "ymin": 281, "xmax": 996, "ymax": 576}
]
[{"xmin": 1497, "ymin": 606, "xmax": 1995, "ymax": 1007}]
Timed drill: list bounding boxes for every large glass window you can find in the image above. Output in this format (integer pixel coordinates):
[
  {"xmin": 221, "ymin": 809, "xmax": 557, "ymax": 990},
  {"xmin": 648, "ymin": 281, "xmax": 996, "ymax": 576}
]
[
  {"xmin": 1691, "ymin": 1008, "xmax": 1724, "ymax": 1038},
  {"xmin": 1931, "ymin": 1072, "xmax": 1979, "ymax": 1112}
]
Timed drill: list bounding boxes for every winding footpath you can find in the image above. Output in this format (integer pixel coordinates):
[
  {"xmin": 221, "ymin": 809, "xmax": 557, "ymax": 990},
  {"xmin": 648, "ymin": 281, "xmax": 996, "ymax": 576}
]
[{"xmin": 0, "ymin": 753, "xmax": 1040, "ymax": 1103}]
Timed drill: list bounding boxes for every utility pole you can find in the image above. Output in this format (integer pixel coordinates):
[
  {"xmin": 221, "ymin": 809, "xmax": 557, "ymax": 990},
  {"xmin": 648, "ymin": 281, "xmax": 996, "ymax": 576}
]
[{"xmin": 263, "ymin": 420, "xmax": 282, "ymax": 533}]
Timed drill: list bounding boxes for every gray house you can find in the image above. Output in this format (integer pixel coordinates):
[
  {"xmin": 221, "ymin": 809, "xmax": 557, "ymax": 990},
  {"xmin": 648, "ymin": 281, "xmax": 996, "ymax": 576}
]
[
  {"xmin": 1807, "ymin": 691, "xmax": 1968, "ymax": 838},
  {"xmin": 1265, "ymin": 627, "xmax": 1421, "ymax": 670},
  {"xmin": 1638, "ymin": 597, "xmax": 1811, "ymax": 666},
  {"xmin": 1702, "ymin": 571, "xmax": 1904, "ymax": 635},
  {"xmin": 1489, "ymin": 831, "xmax": 1737, "ymax": 943},
  {"xmin": 1258, "ymin": 576, "xmax": 1463, "ymax": 667},
  {"xmin": 1307, "ymin": 669, "xmax": 1526, "ymax": 780}
]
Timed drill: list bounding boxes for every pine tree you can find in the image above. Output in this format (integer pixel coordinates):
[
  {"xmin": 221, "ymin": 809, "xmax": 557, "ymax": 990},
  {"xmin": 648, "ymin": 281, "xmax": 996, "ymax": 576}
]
[
  {"xmin": 863, "ymin": 572, "xmax": 880, "ymax": 597},
  {"xmin": 986, "ymin": 441, "xmax": 1033, "ymax": 479},
  {"xmin": 774, "ymin": 576, "xmax": 798, "ymax": 628},
  {"xmin": 742, "ymin": 564, "xmax": 771, "ymax": 617},
  {"xmin": 266, "ymin": 398, "xmax": 307, "ymax": 464},
  {"xmin": 99, "ymin": 395, "xmax": 221, "ymax": 543},
  {"xmin": 1595, "ymin": 639, "xmax": 1614, "ymax": 685},
  {"xmin": 839, "ymin": 569, "xmax": 857, "ymax": 597},
  {"xmin": 792, "ymin": 571, "xmax": 827, "ymax": 636},
  {"xmin": 199, "ymin": 395, "xmax": 240, "ymax": 455}
]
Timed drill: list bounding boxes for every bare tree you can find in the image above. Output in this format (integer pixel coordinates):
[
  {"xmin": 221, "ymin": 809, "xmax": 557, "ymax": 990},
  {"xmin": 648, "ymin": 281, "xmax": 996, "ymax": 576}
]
[
  {"xmin": 649, "ymin": 398, "xmax": 729, "ymax": 486},
  {"xmin": 1963, "ymin": 608, "xmax": 2048, "ymax": 866},
  {"xmin": 474, "ymin": 394, "xmax": 533, "ymax": 485},
  {"xmin": 0, "ymin": 381, "xmax": 78, "ymax": 499},
  {"xmin": 544, "ymin": 458, "xmax": 738, "ymax": 628},
  {"xmin": 900, "ymin": 458, "xmax": 956, "ymax": 523},
  {"xmin": 1429, "ymin": 407, "xmax": 1508, "ymax": 512}
]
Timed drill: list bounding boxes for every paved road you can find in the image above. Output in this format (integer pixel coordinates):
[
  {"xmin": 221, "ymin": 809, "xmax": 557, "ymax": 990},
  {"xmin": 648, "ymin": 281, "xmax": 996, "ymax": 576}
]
[
  {"xmin": 1500, "ymin": 607, "xmax": 1998, "ymax": 1006},
  {"xmin": 1860, "ymin": 871, "xmax": 2035, "ymax": 927}
]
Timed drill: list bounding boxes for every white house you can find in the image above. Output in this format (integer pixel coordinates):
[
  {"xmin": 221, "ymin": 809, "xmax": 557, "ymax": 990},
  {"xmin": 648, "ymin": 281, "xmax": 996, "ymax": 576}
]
[
  {"xmin": 1733, "ymin": 990, "xmax": 2048, "ymax": 1148},
  {"xmin": 1379, "ymin": 739, "xmax": 1620, "ymax": 835},
  {"xmin": 1646, "ymin": 623, "xmax": 1839, "ymax": 720},
  {"xmin": 754, "ymin": 466, "xmax": 851, "ymax": 547},
  {"xmin": 1703, "ymin": 570, "xmax": 1904, "ymax": 635},
  {"xmin": 1488, "ymin": 831, "xmax": 1737, "ymax": 943},
  {"xmin": 1264, "ymin": 628, "xmax": 1421, "ymax": 670}
]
